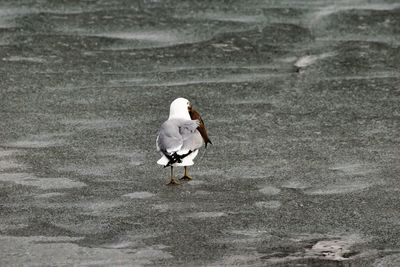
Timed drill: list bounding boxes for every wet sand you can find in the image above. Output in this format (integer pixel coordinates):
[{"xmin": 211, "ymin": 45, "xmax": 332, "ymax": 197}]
[{"xmin": 0, "ymin": 0, "xmax": 400, "ymax": 266}]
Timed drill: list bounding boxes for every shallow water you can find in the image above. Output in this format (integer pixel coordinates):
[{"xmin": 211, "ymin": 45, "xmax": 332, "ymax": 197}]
[{"xmin": 0, "ymin": 0, "xmax": 400, "ymax": 266}]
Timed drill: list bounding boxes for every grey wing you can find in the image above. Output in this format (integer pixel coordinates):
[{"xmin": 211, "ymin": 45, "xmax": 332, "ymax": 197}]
[
  {"xmin": 182, "ymin": 131, "xmax": 203, "ymax": 151},
  {"xmin": 178, "ymin": 120, "xmax": 203, "ymax": 151},
  {"xmin": 178, "ymin": 119, "xmax": 199, "ymax": 135},
  {"xmin": 157, "ymin": 121, "xmax": 183, "ymax": 154},
  {"xmin": 157, "ymin": 119, "xmax": 200, "ymax": 154}
]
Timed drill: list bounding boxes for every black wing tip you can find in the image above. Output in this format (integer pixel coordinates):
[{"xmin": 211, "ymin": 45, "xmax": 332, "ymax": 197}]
[{"xmin": 163, "ymin": 150, "xmax": 193, "ymax": 167}]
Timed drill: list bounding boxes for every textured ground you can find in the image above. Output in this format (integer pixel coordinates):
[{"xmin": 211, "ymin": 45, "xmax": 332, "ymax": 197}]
[{"xmin": 0, "ymin": 0, "xmax": 400, "ymax": 266}]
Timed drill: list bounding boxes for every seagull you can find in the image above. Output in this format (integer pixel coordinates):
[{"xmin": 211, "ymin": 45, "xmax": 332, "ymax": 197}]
[{"xmin": 156, "ymin": 97, "xmax": 212, "ymax": 185}]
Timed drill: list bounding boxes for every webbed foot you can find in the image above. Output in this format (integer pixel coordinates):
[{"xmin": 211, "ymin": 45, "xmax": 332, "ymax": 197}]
[
  {"xmin": 180, "ymin": 175, "xmax": 193, "ymax": 181},
  {"xmin": 167, "ymin": 177, "xmax": 181, "ymax": 185}
]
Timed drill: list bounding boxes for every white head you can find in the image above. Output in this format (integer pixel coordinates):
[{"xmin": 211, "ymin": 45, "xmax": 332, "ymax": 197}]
[{"xmin": 168, "ymin": 97, "xmax": 191, "ymax": 120}]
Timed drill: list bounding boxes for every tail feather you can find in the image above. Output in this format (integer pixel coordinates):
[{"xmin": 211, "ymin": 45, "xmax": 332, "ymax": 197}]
[
  {"xmin": 189, "ymin": 108, "xmax": 212, "ymax": 148},
  {"xmin": 205, "ymin": 139, "xmax": 212, "ymax": 148}
]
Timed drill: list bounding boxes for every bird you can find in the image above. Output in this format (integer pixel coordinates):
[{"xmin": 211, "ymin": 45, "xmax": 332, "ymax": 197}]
[{"xmin": 156, "ymin": 97, "xmax": 212, "ymax": 185}]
